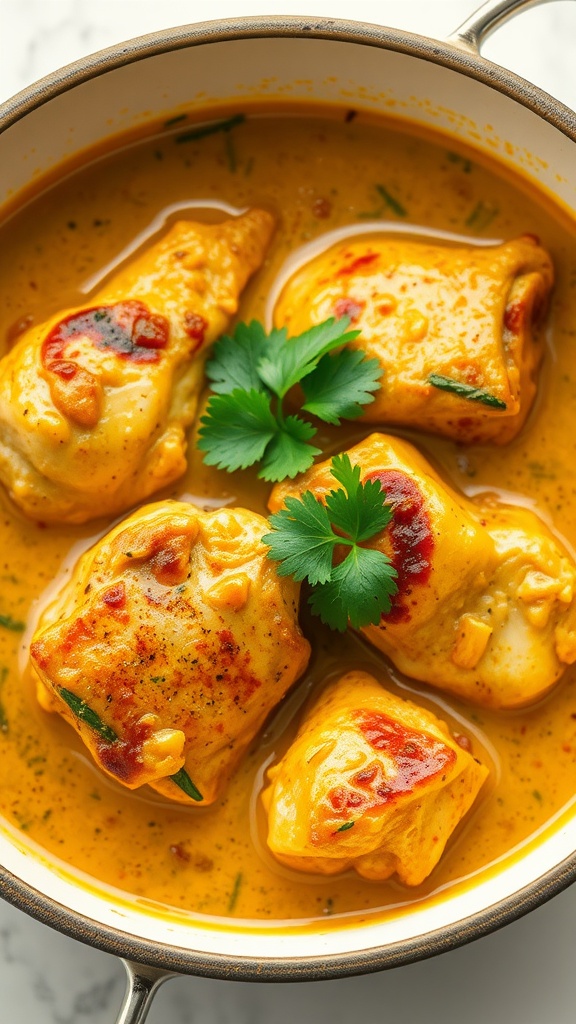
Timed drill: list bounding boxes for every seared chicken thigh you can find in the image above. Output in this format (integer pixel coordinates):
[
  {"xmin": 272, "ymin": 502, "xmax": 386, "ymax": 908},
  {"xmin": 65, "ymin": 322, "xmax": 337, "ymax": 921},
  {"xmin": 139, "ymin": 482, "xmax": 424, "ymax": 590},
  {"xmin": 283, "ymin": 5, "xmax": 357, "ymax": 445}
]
[
  {"xmin": 274, "ymin": 234, "xmax": 553, "ymax": 443},
  {"xmin": 270, "ymin": 434, "xmax": 576, "ymax": 708},
  {"xmin": 0, "ymin": 210, "xmax": 274, "ymax": 522},
  {"xmin": 263, "ymin": 671, "xmax": 488, "ymax": 884},
  {"xmin": 30, "ymin": 500, "xmax": 310, "ymax": 804}
]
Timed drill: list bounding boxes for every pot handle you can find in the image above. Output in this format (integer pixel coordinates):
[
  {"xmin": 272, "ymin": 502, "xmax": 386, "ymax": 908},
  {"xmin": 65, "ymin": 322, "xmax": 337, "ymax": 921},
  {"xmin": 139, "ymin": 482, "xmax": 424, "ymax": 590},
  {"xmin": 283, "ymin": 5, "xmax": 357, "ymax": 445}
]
[
  {"xmin": 447, "ymin": 0, "xmax": 557, "ymax": 53},
  {"xmin": 114, "ymin": 959, "xmax": 174, "ymax": 1024}
]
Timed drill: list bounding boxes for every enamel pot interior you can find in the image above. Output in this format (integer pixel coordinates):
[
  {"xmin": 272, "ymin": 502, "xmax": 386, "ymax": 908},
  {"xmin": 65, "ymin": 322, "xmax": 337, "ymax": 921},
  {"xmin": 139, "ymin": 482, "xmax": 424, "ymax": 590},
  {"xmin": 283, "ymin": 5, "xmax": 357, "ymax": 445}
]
[{"xmin": 1, "ymin": 19, "xmax": 576, "ymax": 979}]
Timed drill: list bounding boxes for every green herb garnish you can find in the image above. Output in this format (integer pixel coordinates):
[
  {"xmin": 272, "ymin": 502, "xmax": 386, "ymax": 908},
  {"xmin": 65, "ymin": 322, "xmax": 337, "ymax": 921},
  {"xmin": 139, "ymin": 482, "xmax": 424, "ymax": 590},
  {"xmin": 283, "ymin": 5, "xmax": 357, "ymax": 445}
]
[
  {"xmin": 358, "ymin": 183, "xmax": 407, "ymax": 219},
  {"xmin": 59, "ymin": 688, "xmax": 204, "ymax": 801},
  {"xmin": 164, "ymin": 113, "xmax": 187, "ymax": 128},
  {"xmin": 175, "ymin": 113, "xmax": 245, "ymax": 144},
  {"xmin": 171, "ymin": 767, "xmax": 204, "ymax": 802},
  {"xmin": 447, "ymin": 151, "xmax": 472, "ymax": 173},
  {"xmin": 0, "ymin": 613, "xmax": 25, "ymax": 632},
  {"xmin": 0, "ymin": 666, "xmax": 8, "ymax": 734},
  {"xmin": 428, "ymin": 373, "xmax": 507, "ymax": 410},
  {"xmin": 263, "ymin": 454, "xmax": 397, "ymax": 631},
  {"xmin": 375, "ymin": 183, "xmax": 406, "ymax": 217},
  {"xmin": 198, "ymin": 318, "xmax": 381, "ymax": 482},
  {"xmin": 336, "ymin": 820, "xmax": 356, "ymax": 832},
  {"xmin": 227, "ymin": 871, "xmax": 243, "ymax": 912},
  {"xmin": 465, "ymin": 200, "xmax": 498, "ymax": 231},
  {"xmin": 59, "ymin": 688, "xmax": 118, "ymax": 743}
]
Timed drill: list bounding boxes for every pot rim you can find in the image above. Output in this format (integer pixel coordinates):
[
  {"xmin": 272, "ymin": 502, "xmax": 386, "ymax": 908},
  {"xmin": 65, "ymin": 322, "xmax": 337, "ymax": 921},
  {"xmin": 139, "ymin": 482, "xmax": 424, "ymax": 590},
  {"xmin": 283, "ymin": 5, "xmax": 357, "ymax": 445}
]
[{"xmin": 1, "ymin": 13, "xmax": 576, "ymax": 980}]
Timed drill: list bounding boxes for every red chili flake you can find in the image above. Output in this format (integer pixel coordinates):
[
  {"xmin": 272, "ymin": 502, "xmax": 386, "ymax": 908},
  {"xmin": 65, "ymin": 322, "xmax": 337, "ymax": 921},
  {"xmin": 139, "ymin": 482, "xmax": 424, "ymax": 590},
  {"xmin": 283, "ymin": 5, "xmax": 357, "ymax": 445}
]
[
  {"xmin": 42, "ymin": 301, "xmax": 169, "ymax": 372},
  {"xmin": 102, "ymin": 582, "xmax": 127, "ymax": 609},
  {"xmin": 169, "ymin": 843, "xmax": 191, "ymax": 863},
  {"xmin": 49, "ymin": 359, "xmax": 78, "ymax": 380},
  {"xmin": 183, "ymin": 311, "xmax": 208, "ymax": 351},
  {"xmin": 365, "ymin": 469, "xmax": 434, "ymax": 623},
  {"xmin": 334, "ymin": 297, "xmax": 364, "ymax": 322},
  {"xmin": 352, "ymin": 764, "xmax": 379, "ymax": 786},
  {"xmin": 337, "ymin": 252, "xmax": 378, "ymax": 276},
  {"xmin": 97, "ymin": 715, "xmax": 154, "ymax": 784},
  {"xmin": 312, "ymin": 197, "xmax": 332, "ymax": 219},
  {"xmin": 503, "ymin": 301, "xmax": 525, "ymax": 334}
]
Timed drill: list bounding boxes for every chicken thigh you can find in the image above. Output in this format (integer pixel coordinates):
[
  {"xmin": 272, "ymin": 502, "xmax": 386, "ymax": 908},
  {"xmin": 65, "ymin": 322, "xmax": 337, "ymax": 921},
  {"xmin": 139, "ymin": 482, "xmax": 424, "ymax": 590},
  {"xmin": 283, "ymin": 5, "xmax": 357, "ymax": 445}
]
[
  {"xmin": 30, "ymin": 500, "xmax": 310, "ymax": 804},
  {"xmin": 0, "ymin": 209, "xmax": 274, "ymax": 522},
  {"xmin": 269, "ymin": 434, "xmax": 576, "ymax": 708},
  {"xmin": 274, "ymin": 234, "xmax": 553, "ymax": 443},
  {"xmin": 263, "ymin": 671, "xmax": 488, "ymax": 884}
]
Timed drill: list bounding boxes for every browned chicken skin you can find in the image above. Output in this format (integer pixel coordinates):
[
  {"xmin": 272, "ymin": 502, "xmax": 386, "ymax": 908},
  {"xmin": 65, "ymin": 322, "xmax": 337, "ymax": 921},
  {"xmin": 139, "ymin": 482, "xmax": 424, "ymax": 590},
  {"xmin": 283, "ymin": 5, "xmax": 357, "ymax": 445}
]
[
  {"xmin": 270, "ymin": 434, "xmax": 576, "ymax": 709},
  {"xmin": 0, "ymin": 209, "xmax": 274, "ymax": 522},
  {"xmin": 274, "ymin": 234, "xmax": 553, "ymax": 443},
  {"xmin": 30, "ymin": 500, "xmax": 310, "ymax": 805},
  {"xmin": 263, "ymin": 671, "xmax": 488, "ymax": 885}
]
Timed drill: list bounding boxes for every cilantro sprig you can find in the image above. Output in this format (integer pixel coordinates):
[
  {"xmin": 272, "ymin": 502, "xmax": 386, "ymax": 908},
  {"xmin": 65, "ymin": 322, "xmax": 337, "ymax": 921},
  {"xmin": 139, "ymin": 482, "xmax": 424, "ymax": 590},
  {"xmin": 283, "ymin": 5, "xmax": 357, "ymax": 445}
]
[
  {"xmin": 263, "ymin": 454, "xmax": 398, "ymax": 631},
  {"xmin": 198, "ymin": 318, "xmax": 381, "ymax": 482}
]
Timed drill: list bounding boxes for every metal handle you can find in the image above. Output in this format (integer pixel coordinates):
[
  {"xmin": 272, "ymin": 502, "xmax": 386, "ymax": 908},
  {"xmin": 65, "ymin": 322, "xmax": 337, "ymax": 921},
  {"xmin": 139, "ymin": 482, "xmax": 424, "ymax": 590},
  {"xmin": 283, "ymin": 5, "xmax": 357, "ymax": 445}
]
[
  {"xmin": 114, "ymin": 960, "xmax": 173, "ymax": 1024},
  {"xmin": 447, "ymin": 0, "xmax": 558, "ymax": 53}
]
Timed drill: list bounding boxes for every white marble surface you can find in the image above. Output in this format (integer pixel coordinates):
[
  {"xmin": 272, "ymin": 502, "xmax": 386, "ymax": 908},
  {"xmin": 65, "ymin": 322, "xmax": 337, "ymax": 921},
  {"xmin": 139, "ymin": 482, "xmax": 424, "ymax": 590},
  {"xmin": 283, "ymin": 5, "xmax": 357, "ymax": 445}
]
[{"xmin": 2, "ymin": 0, "xmax": 576, "ymax": 1021}]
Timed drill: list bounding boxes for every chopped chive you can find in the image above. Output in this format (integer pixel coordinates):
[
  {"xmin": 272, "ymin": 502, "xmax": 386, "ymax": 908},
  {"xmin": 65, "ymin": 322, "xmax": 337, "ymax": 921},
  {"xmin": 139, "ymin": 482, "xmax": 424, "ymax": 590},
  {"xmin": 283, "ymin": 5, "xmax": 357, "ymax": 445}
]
[
  {"xmin": 447, "ymin": 151, "xmax": 472, "ymax": 173},
  {"xmin": 175, "ymin": 113, "xmax": 245, "ymax": 144},
  {"xmin": 164, "ymin": 113, "xmax": 187, "ymax": 128},
  {"xmin": 227, "ymin": 871, "xmax": 243, "ymax": 912},
  {"xmin": 336, "ymin": 820, "xmax": 355, "ymax": 832},
  {"xmin": 171, "ymin": 766, "xmax": 204, "ymax": 802},
  {"xmin": 0, "ymin": 667, "xmax": 8, "ymax": 735},
  {"xmin": 428, "ymin": 373, "xmax": 507, "ymax": 410},
  {"xmin": 375, "ymin": 184, "xmax": 407, "ymax": 217},
  {"xmin": 533, "ymin": 789, "xmax": 543, "ymax": 803},
  {"xmin": 59, "ymin": 688, "xmax": 118, "ymax": 743},
  {"xmin": 465, "ymin": 200, "xmax": 499, "ymax": 231},
  {"xmin": 0, "ymin": 613, "xmax": 25, "ymax": 632}
]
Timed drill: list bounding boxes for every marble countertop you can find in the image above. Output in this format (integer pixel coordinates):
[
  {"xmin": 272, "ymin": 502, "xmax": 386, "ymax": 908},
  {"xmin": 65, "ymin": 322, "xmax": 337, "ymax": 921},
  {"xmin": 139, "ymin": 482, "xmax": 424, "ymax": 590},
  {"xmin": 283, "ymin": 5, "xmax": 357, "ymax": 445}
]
[{"xmin": 2, "ymin": 1, "xmax": 576, "ymax": 1021}]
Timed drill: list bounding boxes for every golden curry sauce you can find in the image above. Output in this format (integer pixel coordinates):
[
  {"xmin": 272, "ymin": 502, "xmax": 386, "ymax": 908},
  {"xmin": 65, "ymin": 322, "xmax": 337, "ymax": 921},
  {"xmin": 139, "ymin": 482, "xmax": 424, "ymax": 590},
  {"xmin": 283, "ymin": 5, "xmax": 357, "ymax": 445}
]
[{"xmin": 1, "ymin": 108, "xmax": 576, "ymax": 924}]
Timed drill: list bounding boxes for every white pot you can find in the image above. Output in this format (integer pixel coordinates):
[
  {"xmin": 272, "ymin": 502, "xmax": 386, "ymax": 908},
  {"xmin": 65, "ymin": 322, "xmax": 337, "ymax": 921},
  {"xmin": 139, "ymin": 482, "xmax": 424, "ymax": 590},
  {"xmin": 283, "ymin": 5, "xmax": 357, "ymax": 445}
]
[{"xmin": 1, "ymin": 2, "xmax": 575, "ymax": 1020}]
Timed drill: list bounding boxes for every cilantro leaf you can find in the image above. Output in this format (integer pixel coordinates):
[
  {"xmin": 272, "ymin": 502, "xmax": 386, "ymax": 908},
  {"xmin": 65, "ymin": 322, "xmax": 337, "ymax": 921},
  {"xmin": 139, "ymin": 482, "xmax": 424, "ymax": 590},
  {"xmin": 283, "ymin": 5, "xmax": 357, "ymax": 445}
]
[
  {"xmin": 326, "ymin": 454, "xmax": 393, "ymax": 543},
  {"xmin": 206, "ymin": 321, "xmax": 270, "ymax": 395},
  {"xmin": 257, "ymin": 317, "xmax": 360, "ymax": 398},
  {"xmin": 198, "ymin": 317, "xmax": 380, "ymax": 482},
  {"xmin": 264, "ymin": 455, "xmax": 398, "ymax": 631},
  {"xmin": 302, "ymin": 349, "xmax": 381, "ymax": 424},
  {"xmin": 259, "ymin": 415, "xmax": 320, "ymax": 482},
  {"xmin": 263, "ymin": 493, "xmax": 337, "ymax": 585},
  {"xmin": 310, "ymin": 547, "xmax": 396, "ymax": 631},
  {"xmin": 198, "ymin": 390, "xmax": 277, "ymax": 471}
]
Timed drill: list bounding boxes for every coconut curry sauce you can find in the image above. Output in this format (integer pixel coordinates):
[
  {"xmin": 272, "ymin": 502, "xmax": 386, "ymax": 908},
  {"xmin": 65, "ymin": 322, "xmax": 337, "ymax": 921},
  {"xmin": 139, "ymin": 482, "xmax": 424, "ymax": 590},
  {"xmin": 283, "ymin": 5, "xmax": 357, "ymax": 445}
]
[{"xmin": 1, "ymin": 109, "xmax": 576, "ymax": 923}]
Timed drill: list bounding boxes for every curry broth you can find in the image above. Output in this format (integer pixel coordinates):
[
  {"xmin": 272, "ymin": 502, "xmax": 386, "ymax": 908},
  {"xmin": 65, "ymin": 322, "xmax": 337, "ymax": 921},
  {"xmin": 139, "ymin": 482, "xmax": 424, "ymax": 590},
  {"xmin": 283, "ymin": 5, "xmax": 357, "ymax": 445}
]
[{"xmin": 1, "ymin": 109, "xmax": 576, "ymax": 924}]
